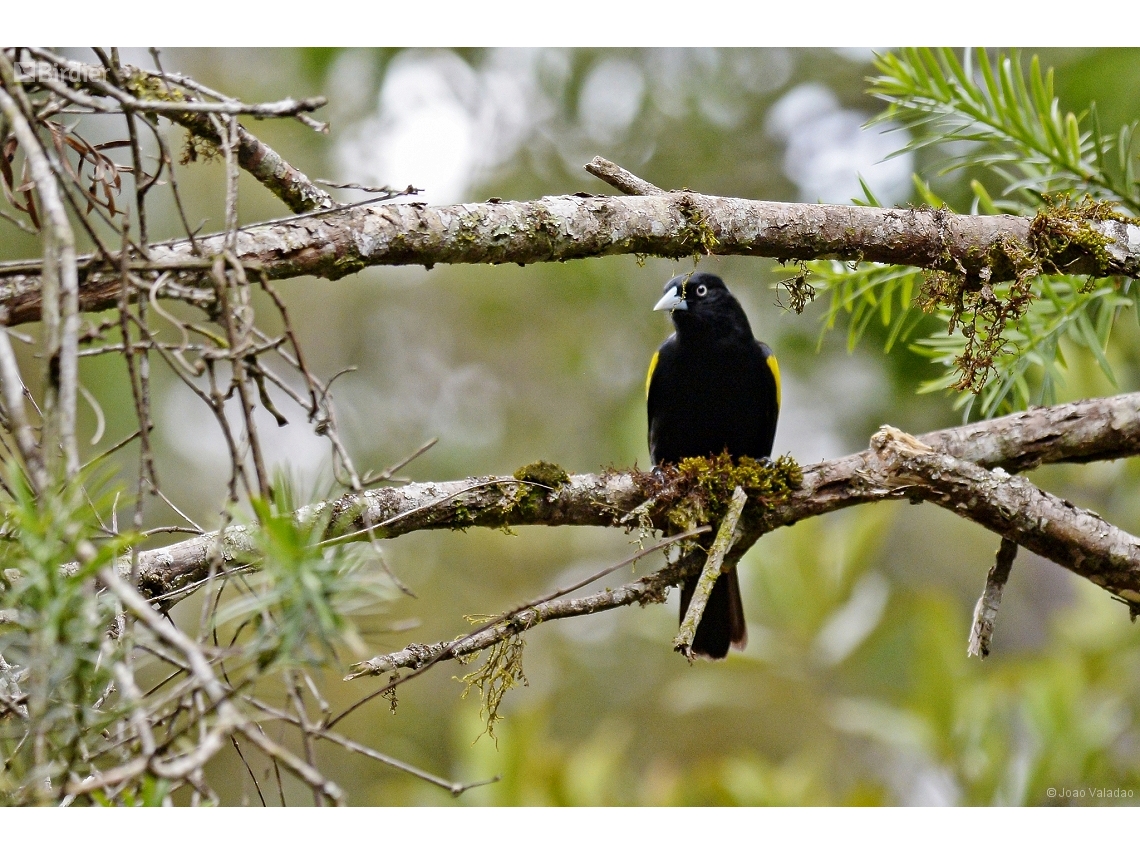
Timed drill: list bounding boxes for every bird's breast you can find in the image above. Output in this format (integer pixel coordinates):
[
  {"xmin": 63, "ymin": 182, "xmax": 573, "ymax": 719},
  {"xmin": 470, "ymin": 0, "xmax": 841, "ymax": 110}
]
[{"xmin": 648, "ymin": 340, "xmax": 777, "ymax": 464}]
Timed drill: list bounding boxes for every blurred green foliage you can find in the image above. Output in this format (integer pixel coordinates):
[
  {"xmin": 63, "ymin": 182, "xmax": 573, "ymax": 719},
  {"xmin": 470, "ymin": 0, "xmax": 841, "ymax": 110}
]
[
  {"xmin": 3, "ymin": 48, "xmax": 1140, "ymax": 806},
  {"xmin": 0, "ymin": 466, "xmax": 134, "ymax": 802},
  {"xmin": 813, "ymin": 48, "xmax": 1140, "ymax": 418}
]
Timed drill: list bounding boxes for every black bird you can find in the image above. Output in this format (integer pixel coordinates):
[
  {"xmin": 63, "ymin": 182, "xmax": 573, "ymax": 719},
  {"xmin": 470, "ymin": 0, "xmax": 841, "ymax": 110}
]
[{"xmin": 646, "ymin": 272, "xmax": 781, "ymax": 658}]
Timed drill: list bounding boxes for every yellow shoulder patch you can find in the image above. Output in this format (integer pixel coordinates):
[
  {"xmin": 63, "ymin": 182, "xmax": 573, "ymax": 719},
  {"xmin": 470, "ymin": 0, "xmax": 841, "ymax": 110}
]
[
  {"xmin": 767, "ymin": 353, "xmax": 781, "ymax": 409},
  {"xmin": 645, "ymin": 350, "xmax": 660, "ymax": 399}
]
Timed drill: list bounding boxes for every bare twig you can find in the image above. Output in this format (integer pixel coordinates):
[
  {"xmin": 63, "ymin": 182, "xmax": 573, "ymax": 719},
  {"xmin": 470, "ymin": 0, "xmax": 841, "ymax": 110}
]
[
  {"xmin": 0, "ymin": 322, "xmax": 46, "ymax": 491},
  {"xmin": 585, "ymin": 156, "xmax": 666, "ymax": 196},
  {"xmin": 212, "ymin": 255, "xmax": 270, "ymax": 498},
  {"xmin": 315, "ymin": 179, "xmax": 423, "ymax": 199},
  {"xmin": 286, "ymin": 673, "xmax": 323, "ymax": 806},
  {"xmin": 362, "ymin": 437, "xmax": 439, "ymax": 486},
  {"xmin": 0, "ymin": 57, "xmax": 80, "ymax": 477},
  {"xmin": 78, "ymin": 384, "xmax": 105, "ymax": 446},
  {"xmin": 248, "ymin": 697, "xmax": 494, "ymax": 797},
  {"xmin": 110, "ymin": 661, "xmax": 156, "ymax": 757},
  {"xmin": 968, "ymin": 538, "xmax": 1018, "ymax": 659},
  {"xmin": 21, "ymin": 49, "xmax": 334, "ymax": 214},
  {"xmin": 79, "ymin": 429, "xmax": 141, "ymax": 472},
  {"xmin": 674, "ymin": 486, "xmax": 747, "ymax": 659},
  {"xmin": 117, "ymin": 227, "xmax": 158, "ymax": 535},
  {"xmin": 229, "ymin": 733, "xmax": 268, "ymax": 806},
  {"xmin": 234, "ymin": 722, "xmax": 343, "ymax": 806}
]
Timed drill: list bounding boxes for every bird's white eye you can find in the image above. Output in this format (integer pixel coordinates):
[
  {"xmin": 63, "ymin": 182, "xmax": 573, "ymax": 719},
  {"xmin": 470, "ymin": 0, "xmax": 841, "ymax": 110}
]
[{"xmin": 695, "ymin": 284, "xmax": 708, "ymax": 297}]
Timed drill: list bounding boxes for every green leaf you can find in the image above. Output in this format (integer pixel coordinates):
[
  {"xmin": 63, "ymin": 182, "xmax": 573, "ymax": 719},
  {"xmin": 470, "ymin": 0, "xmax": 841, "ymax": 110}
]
[
  {"xmin": 856, "ymin": 174, "xmax": 883, "ymax": 207},
  {"xmin": 1074, "ymin": 309, "xmax": 1118, "ymax": 386},
  {"xmin": 1065, "ymin": 113, "xmax": 1084, "ymax": 166},
  {"xmin": 970, "ymin": 180, "xmax": 999, "ymax": 214},
  {"xmin": 869, "ymin": 48, "xmax": 1140, "ymax": 211}
]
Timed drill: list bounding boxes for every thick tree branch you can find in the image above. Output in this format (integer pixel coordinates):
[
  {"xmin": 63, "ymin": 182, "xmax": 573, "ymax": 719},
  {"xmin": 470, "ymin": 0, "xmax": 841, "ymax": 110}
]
[
  {"xmin": 868, "ymin": 427, "xmax": 1140, "ymax": 605},
  {"xmin": 5, "ymin": 186, "xmax": 1140, "ymax": 326},
  {"xmin": 147, "ymin": 95, "xmax": 334, "ymax": 215},
  {"xmin": 119, "ymin": 392, "xmax": 1140, "ymax": 612},
  {"xmin": 347, "ymin": 417, "xmax": 1140, "ymax": 680}
]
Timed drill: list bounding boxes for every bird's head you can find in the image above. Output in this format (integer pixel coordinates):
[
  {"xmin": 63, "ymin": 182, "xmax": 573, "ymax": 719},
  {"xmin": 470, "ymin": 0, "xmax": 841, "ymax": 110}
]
[{"xmin": 653, "ymin": 272, "xmax": 752, "ymax": 340}]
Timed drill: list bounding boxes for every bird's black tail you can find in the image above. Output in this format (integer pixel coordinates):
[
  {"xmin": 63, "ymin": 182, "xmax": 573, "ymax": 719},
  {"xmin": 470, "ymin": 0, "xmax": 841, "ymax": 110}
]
[{"xmin": 679, "ymin": 567, "xmax": 748, "ymax": 659}]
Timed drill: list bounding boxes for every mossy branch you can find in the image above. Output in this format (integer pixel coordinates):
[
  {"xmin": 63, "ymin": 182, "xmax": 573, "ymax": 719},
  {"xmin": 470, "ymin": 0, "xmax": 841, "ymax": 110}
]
[
  {"xmin": 918, "ymin": 194, "xmax": 1140, "ymax": 391},
  {"xmin": 6, "ymin": 170, "xmax": 1140, "ymax": 326},
  {"xmin": 110, "ymin": 392, "xmax": 1140, "ymax": 624},
  {"xmin": 348, "ymin": 415, "xmax": 1140, "ymax": 682}
]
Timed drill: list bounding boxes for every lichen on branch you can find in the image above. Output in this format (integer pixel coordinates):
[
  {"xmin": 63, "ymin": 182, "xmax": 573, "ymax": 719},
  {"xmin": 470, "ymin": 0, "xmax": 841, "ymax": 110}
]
[
  {"xmin": 918, "ymin": 194, "xmax": 1139, "ymax": 392},
  {"xmin": 637, "ymin": 453, "xmax": 802, "ymax": 534},
  {"xmin": 112, "ymin": 391, "xmax": 1140, "ymax": 615},
  {"xmin": 7, "ymin": 191, "xmax": 1140, "ymax": 327}
]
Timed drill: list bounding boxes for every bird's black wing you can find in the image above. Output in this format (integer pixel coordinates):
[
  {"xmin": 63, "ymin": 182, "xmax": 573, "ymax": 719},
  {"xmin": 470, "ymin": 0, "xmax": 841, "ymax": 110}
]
[{"xmin": 747, "ymin": 339, "xmax": 780, "ymax": 460}]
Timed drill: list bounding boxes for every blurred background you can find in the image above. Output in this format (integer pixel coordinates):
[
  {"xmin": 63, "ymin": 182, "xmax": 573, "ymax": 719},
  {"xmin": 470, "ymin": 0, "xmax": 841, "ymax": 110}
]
[{"xmin": 4, "ymin": 47, "xmax": 1140, "ymax": 805}]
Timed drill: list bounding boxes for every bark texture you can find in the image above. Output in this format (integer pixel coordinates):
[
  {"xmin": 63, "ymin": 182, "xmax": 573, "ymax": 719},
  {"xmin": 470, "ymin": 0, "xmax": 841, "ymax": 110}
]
[
  {"xmin": 869, "ymin": 427, "xmax": 1140, "ymax": 603},
  {"xmin": 123, "ymin": 392, "xmax": 1140, "ymax": 610},
  {"xmin": 5, "ymin": 193, "xmax": 1140, "ymax": 326}
]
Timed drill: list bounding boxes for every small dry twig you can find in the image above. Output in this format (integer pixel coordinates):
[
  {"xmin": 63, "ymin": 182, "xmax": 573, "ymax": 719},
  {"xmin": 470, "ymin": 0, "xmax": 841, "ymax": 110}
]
[
  {"xmin": 674, "ymin": 486, "xmax": 748, "ymax": 659},
  {"xmin": 967, "ymin": 538, "xmax": 1019, "ymax": 659}
]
